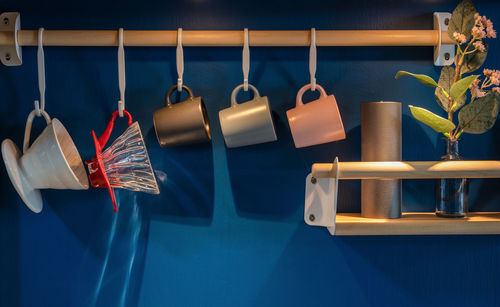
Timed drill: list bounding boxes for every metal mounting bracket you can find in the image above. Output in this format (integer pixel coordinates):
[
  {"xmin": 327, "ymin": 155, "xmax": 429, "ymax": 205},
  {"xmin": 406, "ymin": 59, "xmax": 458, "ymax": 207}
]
[
  {"xmin": 304, "ymin": 157, "xmax": 339, "ymax": 235},
  {"xmin": 0, "ymin": 12, "xmax": 22, "ymax": 66},
  {"xmin": 433, "ymin": 12, "xmax": 455, "ymax": 66}
]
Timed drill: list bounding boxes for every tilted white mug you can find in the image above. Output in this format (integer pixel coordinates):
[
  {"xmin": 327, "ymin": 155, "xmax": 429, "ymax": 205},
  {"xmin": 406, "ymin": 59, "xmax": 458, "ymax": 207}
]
[{"xmin": 219, "ymin": 84, "xmax": 277, "ymax": 148}]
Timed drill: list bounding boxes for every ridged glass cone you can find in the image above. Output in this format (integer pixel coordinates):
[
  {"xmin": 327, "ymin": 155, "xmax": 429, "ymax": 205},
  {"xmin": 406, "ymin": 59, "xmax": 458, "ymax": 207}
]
[{"xmin": 100, "ymin": 122, "xmax": 159, "ymax": 194}]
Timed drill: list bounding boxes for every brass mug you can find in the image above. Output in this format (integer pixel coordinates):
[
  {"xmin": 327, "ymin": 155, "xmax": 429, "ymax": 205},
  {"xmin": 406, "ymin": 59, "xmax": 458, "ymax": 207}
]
[{"xmin": 153, "ymin": 85, "xmax": 211, "ymax": 147}]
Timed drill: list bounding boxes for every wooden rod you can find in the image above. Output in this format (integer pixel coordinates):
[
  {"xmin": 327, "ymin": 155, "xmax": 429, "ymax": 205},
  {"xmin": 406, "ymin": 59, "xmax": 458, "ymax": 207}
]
[
  {"xmin": 311, "ymin": 161, "xmax": 500, "ymax": 179},
  {"xmin": 0, "ymin": 30, "xmax": 454, "ymax": 47},
  {"xmin": 334, "ymin": 213, "xmax": 500, "ymax": 236}
]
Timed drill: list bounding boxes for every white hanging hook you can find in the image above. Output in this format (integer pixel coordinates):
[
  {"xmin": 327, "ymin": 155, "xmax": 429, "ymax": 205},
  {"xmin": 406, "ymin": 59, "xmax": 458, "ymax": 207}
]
[
  {"xmin": 309, "ymin": 28, "xmax": 317, "ymax": 91},
  {"xmin": 177, "ymin": 28, "xmax": 184, "ymax": 91},
  {"xmin": 34, "ymin": 27, "xmax": 45, "ymax": 117},
  {"xmin": 242, "ymin": 28, "xmax": 250, "ymax": 91},
  {"xmin": 117, "ymin": 28, "xmax": 125, "ymax": 117}
]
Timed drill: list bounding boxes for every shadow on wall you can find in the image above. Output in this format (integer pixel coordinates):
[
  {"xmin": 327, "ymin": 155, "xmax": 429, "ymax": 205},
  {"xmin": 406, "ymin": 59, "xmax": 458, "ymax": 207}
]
[
  {"xmin": 0, "ymin": 122, "xmax": 22, "ymax": 307},
  {"xmin": 315, "ymin": 125, "xmax": 362, "ymax": 214},
  {"xmin": 468, "ymin": 121, "xmax": 500, "ymax": 212},
  {"xmin": 226, "ymin": 110, "xmax": 303, "ymax": 220},
  {"xmin": 226, "ymin": 109, "xmax": 361, "ymax": 219},
  {"xmin": 251, "ymin": 223, "xmax": 500, "ymax": 307},
  {"xmin": 142, "ymin": 126, "xmax": 215, "ymax": 226},
  {"xmin": 296, "ymin": 124, "xmax": 363, "ymax": 214},
  {"xmin": 42, "ymin": 190, "xmax": 151, "ymax": 307},
  {"xmin": 402, "ymin": 113, "xmax": 437, "ymax": 212}
]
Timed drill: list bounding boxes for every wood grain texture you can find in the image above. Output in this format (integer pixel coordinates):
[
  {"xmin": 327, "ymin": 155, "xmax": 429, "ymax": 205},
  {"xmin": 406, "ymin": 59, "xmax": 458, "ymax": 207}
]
[
  {"xmin": 333, "ymin": 212, "xmax": 500, "ymax": 235},
  {"xmin": 312, "ymin": 160, "xmax": 500, "ymax": 179},
  {"xmin": 0, "ymin": 30, "xmax": 454, "ymax": 47}
]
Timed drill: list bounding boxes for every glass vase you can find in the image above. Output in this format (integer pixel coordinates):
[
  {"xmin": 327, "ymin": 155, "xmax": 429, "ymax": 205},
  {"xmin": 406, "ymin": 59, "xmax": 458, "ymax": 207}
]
[{"xmin": 436, "ymin": 138, "xmax": 469, "ymax": 217}]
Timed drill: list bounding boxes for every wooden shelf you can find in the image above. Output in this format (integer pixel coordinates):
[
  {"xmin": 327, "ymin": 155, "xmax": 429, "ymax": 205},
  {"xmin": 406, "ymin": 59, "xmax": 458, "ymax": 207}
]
[{"xmin": 333, "ymin": 212, "xmax": 500, "ymax": 236}]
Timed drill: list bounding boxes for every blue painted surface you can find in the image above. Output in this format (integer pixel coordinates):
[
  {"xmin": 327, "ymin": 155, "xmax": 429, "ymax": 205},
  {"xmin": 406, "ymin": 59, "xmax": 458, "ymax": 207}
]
[{"xmin": 1, "ymin": 0, "xmax": 500, "ymax": 306}]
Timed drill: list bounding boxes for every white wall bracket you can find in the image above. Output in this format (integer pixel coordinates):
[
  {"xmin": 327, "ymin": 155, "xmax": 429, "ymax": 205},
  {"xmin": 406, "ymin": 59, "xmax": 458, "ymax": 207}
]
[
  {"xmin": 304, "ymin": 157, "xmax": 339, "ymax": 235},
  {"xmin": 0, "ymin": 12, "xmax": 22, "ymax": 66},
  {"xmin": 433, "ymin": 12, "xmax": 455, "ymax": 66}
]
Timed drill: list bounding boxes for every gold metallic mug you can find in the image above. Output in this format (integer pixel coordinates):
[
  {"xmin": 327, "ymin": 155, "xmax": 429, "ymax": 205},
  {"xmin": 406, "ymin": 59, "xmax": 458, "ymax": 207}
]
[{"xmin": 153, "ymin": 85, "xmax": 211, "ymax": 147}]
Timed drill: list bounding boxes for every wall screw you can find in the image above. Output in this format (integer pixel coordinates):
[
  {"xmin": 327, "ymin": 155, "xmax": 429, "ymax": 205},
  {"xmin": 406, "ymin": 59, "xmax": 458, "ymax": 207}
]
[
  {"xmin": 444, "ymin": 18, "xmax": 449, "ymax": 26},
  {"xmin": 309, "ymin": 214, "xmax": 315, "ymax": 222},
  {"xmin": 444, "ymin": 53, "xmax": 450, "ymax": 61},
  {"xmin": 5, "ymin": 53, "xmax": 10, "ymax": 61},
  {"xmin": 3, "ymin": 18, "xmax": 8, "ymax": 25},
  {"xmin": 311, "ymin": 177, "xmax": 317, "ymax": 184}
]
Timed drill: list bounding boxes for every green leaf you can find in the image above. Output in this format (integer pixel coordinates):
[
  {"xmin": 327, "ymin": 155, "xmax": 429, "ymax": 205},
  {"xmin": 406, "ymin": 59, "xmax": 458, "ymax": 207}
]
[
  {"xmin": 460, "ymin": 42, "xmax": 488, "ymax": 74},
  {"xmin": 450, "ymin": 75, "xmax": 478, "ymax": 101},
  {"xmin": 458, "ymin": 92, "xmax": 500, "ymax": 134},
  {"xmin": 435, "ymin": 66, "xmax": 466, "ymax": 112},
  {"xmin": 395, "ymin": 71, "xmax": 438, "ymax": 88},
  {"xmin": 409, "ymin": 105, "xmax": 456, "ymax": 133},
  {"xmin": 448, "ymin": 0, "xmax": 476, "ymax": 42}
]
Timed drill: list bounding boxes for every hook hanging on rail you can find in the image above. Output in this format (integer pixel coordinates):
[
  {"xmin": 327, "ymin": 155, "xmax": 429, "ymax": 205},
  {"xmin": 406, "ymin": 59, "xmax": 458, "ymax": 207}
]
[
  {"xmin": 117, "ymin": 28, "xmax": 126, "ymax": 117},
  {"xmin": 34, "ymin": 27, "xmax": 45, "ymax": 116},
  {"xmin": 242, "ymin": 28, "xmax": 249, "ymax": 91},
  {"xmin": 176, "ymin": 28, "xmax": 184, "ymax": 91},
  {"xmin": 309, "ymin": 28, "xmax": 317, "ymax": 91}
]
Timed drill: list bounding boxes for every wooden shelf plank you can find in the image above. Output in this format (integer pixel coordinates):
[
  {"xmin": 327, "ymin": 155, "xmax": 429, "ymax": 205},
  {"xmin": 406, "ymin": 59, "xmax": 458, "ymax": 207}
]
[{"xmin": 333, "ymin": 212, "xmax": 500, "ymax": 236}]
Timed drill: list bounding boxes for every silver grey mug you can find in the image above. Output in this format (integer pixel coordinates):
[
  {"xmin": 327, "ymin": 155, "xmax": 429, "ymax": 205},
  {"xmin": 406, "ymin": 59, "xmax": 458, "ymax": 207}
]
[
  {"xmin": 219, "ymin": 84, "xmax": 277, "ymax": 148},
  {"xmin": 153, "ymin": 85, "xmax": 211, "ymax": 147}
]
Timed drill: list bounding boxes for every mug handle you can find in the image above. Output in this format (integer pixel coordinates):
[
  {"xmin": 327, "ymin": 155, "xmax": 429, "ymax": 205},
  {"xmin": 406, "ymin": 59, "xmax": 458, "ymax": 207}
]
[
  {"xmin": 296, "ymin": 83, "xmax": 327, "ymax": 107},
  {"xmin": 23, "ymin": 109, "xmax": 52, "ymax": 154},
  {"xmin": 97, "ymin": 110, "xmax": 133, "ymax": 149},
  {"xmin": 231, "ymin": 83, "xmax": 260, "ymax": 107},
  {"xmin": 165, "ymin": 84, "xmax": 194, "ymax": 107}
]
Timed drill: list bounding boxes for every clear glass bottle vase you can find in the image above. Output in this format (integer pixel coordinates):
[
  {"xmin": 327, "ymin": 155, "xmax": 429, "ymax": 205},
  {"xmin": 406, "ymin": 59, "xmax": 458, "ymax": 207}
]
[{"xmin": 436, "ymin": 138, "xmax": 469, "ymax": 217}]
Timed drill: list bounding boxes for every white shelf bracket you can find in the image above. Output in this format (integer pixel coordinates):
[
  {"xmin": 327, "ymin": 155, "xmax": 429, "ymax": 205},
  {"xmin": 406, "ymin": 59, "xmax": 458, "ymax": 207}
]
[
  {"xmin": 433, "ymin": 12, "xmax": 455, "ymax": 66},
  {"xmin": 304, "ymin": 157, "xmax": 339, "ymax": 235},
  {"xmin": 0, "ymin": 12, "xmax": 22, "ymax": 66}
]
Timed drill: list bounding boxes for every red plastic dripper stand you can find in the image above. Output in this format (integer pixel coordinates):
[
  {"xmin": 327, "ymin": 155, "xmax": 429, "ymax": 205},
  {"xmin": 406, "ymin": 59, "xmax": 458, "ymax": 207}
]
[{"xmin": 86, "ymin": 110, "xmax": 133, "ymax": 212}]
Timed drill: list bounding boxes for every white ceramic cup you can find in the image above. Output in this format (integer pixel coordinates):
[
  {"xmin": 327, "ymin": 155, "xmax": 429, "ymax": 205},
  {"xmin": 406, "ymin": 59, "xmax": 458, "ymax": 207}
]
[
  {"xmin": 219, "ymin": 84, "xmax": 277, "ymax": 148},
  {"xmin": 1, "ymin": 110, "xmax": 89, "ymax": 213}
]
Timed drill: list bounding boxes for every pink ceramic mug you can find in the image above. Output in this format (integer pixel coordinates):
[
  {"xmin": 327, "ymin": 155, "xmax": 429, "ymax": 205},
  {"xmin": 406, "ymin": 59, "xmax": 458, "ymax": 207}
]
[{"xmin": 286, "ymin": 84, "xmax": 345, "ymax": 148}]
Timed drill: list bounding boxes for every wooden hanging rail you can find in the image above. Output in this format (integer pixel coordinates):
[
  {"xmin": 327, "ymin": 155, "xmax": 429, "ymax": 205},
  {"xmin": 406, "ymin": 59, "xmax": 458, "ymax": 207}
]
[
  {"xmin": 311, "ymin": 160, "xmax": 500, "ymax": 179},
  {"xmin": 0, "ymin": 30, "xmax": 454, "ymax": 47}
]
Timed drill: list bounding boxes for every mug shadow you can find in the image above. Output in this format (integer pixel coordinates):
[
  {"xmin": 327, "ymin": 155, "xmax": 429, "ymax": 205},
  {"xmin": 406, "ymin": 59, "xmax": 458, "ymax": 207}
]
[
  {"xmin": 140, "ymin": 126, "xmax": 215, "ymax": 226},
  {"xmin": 297, "ymin": 125, "xmax": 362, "ymax": 213},
  {"xmin": 227, "ymin": 110, "xmax": 303, "ymax": 220}
]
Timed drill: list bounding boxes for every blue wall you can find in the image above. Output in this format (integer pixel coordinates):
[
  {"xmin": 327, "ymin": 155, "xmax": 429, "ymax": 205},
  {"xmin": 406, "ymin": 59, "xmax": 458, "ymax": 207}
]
[{"xmin": 1, "ymin": 0, "xmax": 500, "ymax": 306}]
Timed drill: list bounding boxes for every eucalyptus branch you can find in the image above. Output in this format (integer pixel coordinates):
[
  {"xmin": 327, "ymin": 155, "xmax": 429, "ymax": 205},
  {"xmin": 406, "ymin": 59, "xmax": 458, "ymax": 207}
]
[
  {"xmin": 454, "ymin": 39, "xmax": 475, "ymax": 83},
  {"xmin": 463, "ymin": 48, "xmax": 478, "ymax": 55},
  {"xmin": 481, "ymin": 78, "xmax": 491, "ymax": 88},
  {"xmin": 395, "ymin": 1, "xmax": 498, "ymax": 144}
]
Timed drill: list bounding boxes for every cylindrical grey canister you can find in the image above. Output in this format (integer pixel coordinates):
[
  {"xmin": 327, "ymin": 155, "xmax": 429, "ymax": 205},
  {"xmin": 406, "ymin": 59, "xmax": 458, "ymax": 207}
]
[{"xmin": 361, "ymin": 101, "xmax": 402, "ymax": 219}]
